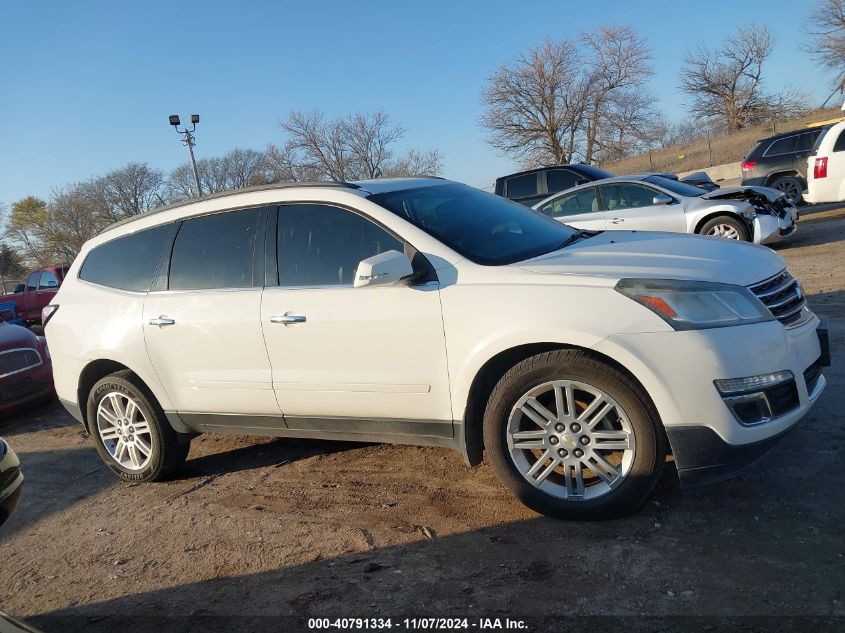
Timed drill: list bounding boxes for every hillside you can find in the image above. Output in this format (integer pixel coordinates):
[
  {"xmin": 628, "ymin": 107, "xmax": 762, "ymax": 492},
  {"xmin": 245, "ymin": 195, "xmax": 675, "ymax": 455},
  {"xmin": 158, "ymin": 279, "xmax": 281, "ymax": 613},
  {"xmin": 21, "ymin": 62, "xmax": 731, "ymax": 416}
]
[{"xmin": 599, "ymin": 107, "xmax": 844, "ymax": 176}]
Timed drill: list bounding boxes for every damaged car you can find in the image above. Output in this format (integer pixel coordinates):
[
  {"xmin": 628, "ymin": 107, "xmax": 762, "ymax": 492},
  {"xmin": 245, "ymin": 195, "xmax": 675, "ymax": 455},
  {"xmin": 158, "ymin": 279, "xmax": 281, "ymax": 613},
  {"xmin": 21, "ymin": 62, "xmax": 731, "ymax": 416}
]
[{"xmin": 534, "ymin": 174, "xmax": 797, "ymax": 244}]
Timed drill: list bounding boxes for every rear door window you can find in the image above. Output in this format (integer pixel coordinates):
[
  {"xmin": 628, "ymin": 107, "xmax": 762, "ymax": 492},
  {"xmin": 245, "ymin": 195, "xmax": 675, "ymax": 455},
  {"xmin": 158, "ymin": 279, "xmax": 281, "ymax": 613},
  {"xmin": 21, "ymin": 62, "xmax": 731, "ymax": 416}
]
[
  {"xmin": 80, "ymin": 224, "xmax": 173, "ymax": 291},
  {"xmin": 168, "ymin": 208, "xmax": 262, "ymax": 291},
  {"xmin": 545, "ymin": 169, "xmax": 582, "ymax": 195},
  {"xmin": 764, "ymin": 136, "xmax": 798, "ymax": 156},
  {"xmin": 539, "ymin": 188, "xmax": 600, "ymax": 218},
  {"xmin": 505, "ymin": 173, "xmax": 538, "ymax": 199}
]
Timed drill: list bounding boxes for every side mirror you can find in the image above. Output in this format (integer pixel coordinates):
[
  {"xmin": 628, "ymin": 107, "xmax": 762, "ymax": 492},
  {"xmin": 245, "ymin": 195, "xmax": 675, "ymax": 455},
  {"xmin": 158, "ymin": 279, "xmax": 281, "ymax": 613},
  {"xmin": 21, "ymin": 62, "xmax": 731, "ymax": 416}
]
[
  {"xmin": 353, "ymin": 250, "xmax": 414, "ymax": 289},
  {"xmin": 653, "ymin": 194, "xmax": 673, "ymax": 205},
  {"xmin": 13, "ymin": 284, "xmax": 25, "ymax": 294}
]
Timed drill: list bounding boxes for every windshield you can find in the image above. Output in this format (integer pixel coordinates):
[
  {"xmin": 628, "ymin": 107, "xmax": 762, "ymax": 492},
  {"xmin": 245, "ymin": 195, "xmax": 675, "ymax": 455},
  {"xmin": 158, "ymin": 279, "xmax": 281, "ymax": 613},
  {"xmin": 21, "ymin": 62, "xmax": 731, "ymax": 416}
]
[
  {"xmin": 643, "ymin": 175, "xmax": 704, "ymax": 197},
  {"xmin": 368, "ymin": 183, "xmax": 579, "ymax": 265}
]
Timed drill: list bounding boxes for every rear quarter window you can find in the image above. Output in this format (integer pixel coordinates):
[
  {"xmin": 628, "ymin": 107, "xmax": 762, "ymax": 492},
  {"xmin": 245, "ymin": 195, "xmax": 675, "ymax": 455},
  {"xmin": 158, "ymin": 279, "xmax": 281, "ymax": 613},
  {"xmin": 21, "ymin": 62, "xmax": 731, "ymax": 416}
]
[
  {"xmin": 763, "ymin": 136, "xmax": 797, "ymax": 157},
  {"xmin": 79, "ymin": 224, "xmax": 172, "ymax": 291}
]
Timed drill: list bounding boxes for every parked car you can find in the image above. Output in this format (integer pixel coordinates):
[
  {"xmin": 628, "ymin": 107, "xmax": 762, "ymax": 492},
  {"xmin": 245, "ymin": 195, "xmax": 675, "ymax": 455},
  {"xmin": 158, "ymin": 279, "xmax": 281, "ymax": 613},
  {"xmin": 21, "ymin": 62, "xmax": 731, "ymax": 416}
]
[
  {"xmin": 679, "ymin": 171, "xmax": 719, "ymax": 192},
  {"xmin": 534, "ymin": 175, "xmax": 797, "ymax": 244},
  {"xmin": 740, "ymin": 127, "xmax": 830, "ymax": 205},
  {"xmin": 0, "ymin": 266, "xmax": 69, "ymax": 326},
  {"xmin": 46, "ymin": 179, "xmax": 827, "ymax": 519},
  {"xmin": 495, "ymin": 164, "xmax": 615, "ymax": 206},
  {"xmin": 0, "ymin": 318, "xmax": 54, "ymax": 417},
  {"xmin": 0, "ymin": 438, "xmax": 23, "ymax": 528},
  {"xmin": 804, "ymin": 119, "xmax": 845, "ymax": 205}
]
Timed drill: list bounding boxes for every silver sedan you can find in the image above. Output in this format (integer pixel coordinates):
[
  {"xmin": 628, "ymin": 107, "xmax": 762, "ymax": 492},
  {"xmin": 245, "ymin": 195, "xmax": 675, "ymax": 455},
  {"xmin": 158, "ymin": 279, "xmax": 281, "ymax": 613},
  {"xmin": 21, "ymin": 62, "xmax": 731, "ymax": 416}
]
[{"xmin": 533, "ymin": 175, "xmax": 797, "ymax": 244}]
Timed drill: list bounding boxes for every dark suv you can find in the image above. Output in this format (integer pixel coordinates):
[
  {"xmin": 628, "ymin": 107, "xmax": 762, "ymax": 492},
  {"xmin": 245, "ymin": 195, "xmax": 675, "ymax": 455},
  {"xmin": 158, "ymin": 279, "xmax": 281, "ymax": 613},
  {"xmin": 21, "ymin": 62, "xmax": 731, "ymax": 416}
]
[
  {"xmin": 741, "ymin": 127, "xmax": 829, "ymax": 205},
  {"xmin": 494, "ymin": 164, "xmax": 614, "ymax": 206}
]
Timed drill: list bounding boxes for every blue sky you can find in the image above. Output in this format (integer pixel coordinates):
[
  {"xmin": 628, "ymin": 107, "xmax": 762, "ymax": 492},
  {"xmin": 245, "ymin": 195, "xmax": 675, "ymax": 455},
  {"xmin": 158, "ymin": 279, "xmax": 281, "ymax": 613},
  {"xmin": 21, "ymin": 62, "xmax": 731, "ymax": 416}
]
[{"xmin": 0, "ymin": 0, "xmax": 834, "ymax": 205}]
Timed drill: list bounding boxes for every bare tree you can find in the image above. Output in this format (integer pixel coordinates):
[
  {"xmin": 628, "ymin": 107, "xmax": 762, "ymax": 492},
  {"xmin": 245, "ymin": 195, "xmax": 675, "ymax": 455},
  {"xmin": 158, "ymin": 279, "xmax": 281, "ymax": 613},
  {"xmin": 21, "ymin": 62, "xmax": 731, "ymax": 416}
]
[
  {"xmin": 277, "ymin": 110, "xmax": 440, "ymax": 180},
  {"xmin": 481, "ymin": 39, "xmax": 589, "ymax": 165},
  {"xmin": 91, "ymin": 162, "xmax": 166, "ymax": 224},
  {"xmin": 805, "ymin": 0, "xmax": 845, "ymax": 104},
  {"xmin": 167, "ymin": 148, "xmax": 266, "ymax": 201},
  {"xmin": 0, "ymin": 242, "xmax": 25, "ymax": 293},
  {"xmin": 581, "ymin": 26, "xmax": 653, "ymax": 163},
  {"xmin": 383, "ymin": 149, "xmax": 443, "ymax": 177},
  {"xmin": 345, "ymin": 112, "xmax": 405, "ymax": 178},
  {"xmin": 681, "ymin": 25, "xmax": 804, "ymax": 130},
  {"xmin": 597, "ymin": 90, "xmax": 661, "ymax": 160}
]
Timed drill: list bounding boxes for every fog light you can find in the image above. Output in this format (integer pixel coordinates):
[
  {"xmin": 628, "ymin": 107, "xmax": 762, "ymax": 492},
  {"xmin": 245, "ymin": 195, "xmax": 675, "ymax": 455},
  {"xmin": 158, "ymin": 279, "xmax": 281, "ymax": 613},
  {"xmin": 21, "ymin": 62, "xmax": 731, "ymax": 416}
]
[
  {"xmin": 714, "ymin": 371, "xmax": 793, "ymax": 396},
  {"xmin": 715, "ymin": 371, "xmax": 798, "ymax": 426}
]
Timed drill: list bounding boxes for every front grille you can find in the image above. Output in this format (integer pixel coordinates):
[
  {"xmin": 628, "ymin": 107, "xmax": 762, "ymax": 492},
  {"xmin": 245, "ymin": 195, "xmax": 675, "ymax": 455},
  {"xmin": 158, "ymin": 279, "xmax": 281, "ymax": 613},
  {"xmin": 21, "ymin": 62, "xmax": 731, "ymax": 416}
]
[
  {"xmin": 748, "ymin": 270, "xmax": 808, "ymax": 327},
  {"xmin": 0, "ymin": 348, "xmax": 42, "ymax": 378},
  {"xmin": 803, "ymin": 358, "xmax": 822, "ymax": 395}
]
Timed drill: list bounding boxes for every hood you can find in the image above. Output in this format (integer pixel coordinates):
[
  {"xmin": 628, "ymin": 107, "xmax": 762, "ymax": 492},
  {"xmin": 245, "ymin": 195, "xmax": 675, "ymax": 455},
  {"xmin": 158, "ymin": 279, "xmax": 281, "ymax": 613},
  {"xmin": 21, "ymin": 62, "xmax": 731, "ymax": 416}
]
[
  {"xmin": 518, "ymin": 231, "xmax": 785, "ymax": 286},
  {"xmin": 0, "ymin": 320, "xmax": 38, "ymax": 350},
  {"xmin": 701, "ymin": 185, "xmax": 784, "ymax": 203}
]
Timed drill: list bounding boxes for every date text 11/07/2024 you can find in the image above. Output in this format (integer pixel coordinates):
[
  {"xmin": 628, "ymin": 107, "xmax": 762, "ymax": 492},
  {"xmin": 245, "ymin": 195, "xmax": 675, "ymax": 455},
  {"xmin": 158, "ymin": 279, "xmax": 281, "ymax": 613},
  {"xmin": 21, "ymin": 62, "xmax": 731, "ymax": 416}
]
[{"xmin": 307, "ymin": 618, "xmax": 529, "ymax": 630}]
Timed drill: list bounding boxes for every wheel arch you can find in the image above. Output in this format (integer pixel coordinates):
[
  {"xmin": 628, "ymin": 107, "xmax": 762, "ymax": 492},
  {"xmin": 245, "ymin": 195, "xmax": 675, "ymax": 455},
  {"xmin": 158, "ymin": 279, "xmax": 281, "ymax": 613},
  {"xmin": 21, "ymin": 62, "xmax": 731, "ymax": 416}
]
[
  {"xmin": 77, "ymin": 359, "xmax": 171, "ymax": 432},
  {"xmin": 693, "ymin": 210, "xmax": 752, "ymax": 238},
  {"xmin": 765, "ymin": 170, "xmax": 806, "ymax": 188},
  {"xmin": 461, "ymin": 342, "xmax": 663, "ymax": 466}
]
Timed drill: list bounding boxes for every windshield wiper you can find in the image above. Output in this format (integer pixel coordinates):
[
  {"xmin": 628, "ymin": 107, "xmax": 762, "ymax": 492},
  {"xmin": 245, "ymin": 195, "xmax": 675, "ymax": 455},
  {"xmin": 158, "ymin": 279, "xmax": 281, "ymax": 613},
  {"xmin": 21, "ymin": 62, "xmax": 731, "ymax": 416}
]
[{"xmin": 556, "ymin": 229, "xmax": 599, "ymax": 250}]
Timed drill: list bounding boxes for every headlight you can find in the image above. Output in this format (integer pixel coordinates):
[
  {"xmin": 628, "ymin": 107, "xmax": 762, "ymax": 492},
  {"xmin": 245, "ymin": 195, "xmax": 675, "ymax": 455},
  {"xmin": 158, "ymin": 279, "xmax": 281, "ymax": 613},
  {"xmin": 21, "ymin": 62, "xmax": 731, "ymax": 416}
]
[{"xmin": 615, "ymin": 279, "xmax": 774, "ymax": 330}]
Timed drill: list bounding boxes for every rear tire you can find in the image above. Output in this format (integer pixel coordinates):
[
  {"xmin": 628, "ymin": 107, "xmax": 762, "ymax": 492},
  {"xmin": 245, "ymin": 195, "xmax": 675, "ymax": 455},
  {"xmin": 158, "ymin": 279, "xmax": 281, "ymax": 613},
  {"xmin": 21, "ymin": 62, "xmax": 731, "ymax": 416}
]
[
  {"xmin": 483, "ymin": 350, "xmax": 665, "ymax": 520},
  {"xmin": 87, "ymin": 370, "xmax": 189, "ymax": 481},
  {"xmin": 770, "ymin": 175, "xmax": 804, "ymax": 206},
  {"xmin": 698, "ymin": 215, "xmax": 750, "ymax": 241}
]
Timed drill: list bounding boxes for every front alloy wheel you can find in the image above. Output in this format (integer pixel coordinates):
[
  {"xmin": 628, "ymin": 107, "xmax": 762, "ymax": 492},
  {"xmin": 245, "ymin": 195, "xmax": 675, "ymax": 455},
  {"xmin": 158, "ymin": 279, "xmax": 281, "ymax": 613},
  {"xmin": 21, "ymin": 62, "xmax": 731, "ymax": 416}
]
[
  {"xmin": 484, "ymin": 350, "xmax": 665, "ymax": 519},
  {"xmin": 507, "ymin": 380, "xmax": 636, "ymax": 501}
]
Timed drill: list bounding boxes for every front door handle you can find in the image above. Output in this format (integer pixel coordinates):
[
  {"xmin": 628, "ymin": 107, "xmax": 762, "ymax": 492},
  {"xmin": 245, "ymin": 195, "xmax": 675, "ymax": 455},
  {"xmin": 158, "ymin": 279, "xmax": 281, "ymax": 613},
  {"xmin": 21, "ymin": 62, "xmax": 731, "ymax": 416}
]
[
  {"xmin": 148, "ymin": 317, "xmax": 176, "ymax": 327},
  {"xmin": 609, "ymin": 217, "xmax": 625, "ymax": 224},
  {"xmin": 270, "ymin": 314, "xmax": 307, "ymax": 325}
]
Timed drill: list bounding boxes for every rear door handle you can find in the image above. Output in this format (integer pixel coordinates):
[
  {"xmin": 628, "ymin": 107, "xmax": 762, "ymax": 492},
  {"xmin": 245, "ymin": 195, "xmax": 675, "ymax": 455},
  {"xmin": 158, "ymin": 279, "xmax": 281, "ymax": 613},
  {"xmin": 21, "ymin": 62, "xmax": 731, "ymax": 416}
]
[
  {"xmin": 609, "ymin": 218, "xmax": 625, "ymax": 224},
  {"xmin": 148, "ymin": 317, "xmax": 176, "ymax": 327},
  {"xmin": 270, "ymin": 314, "xmax": 306, "ymax": 325}
]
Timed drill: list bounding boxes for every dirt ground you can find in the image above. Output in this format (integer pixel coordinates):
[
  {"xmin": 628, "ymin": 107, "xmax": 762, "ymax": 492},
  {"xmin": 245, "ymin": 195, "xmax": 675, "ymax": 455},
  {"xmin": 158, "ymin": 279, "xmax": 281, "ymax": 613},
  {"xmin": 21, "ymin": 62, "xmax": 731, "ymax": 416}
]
[{"xmin": 2, "ymin": 207, "xmax": 845, "ymax": 633}]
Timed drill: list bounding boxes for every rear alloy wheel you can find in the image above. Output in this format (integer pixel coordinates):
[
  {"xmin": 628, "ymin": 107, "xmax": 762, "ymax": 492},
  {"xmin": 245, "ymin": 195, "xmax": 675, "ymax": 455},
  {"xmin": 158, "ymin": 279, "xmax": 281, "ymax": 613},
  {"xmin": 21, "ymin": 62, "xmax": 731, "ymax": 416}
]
[
  {"xmin": 699, "ymin": 215, "xmax": 749, "ymax": 242},
  {"xmin": 484, "ymin": 350, "xmax": 665, "ymax": 519},
  {"xmin": 88, "ymin": 370, "xmax": 189, "ymax": 481},
  {"xmin": 770, "ymin": 176, "xmax": 804, "ymax": 206}
]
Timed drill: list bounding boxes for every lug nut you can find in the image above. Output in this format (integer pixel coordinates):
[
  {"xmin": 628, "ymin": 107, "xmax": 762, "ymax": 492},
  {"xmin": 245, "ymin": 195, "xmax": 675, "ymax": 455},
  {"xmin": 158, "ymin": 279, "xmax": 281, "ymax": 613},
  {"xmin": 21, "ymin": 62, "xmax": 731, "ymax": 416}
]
[
  {"xmin": 580, "ymin": 436, "xmax": 590, "ymax": 445},
  {"xmin": 574, "ymin": 448, "xmax": 584, "ymax": 458},
  {"xmin": 557, "ymin": 448, "xmax": 568, "ymax": 458},
  {"xmin": 549, "ymin": 436, "xmax": 559, "ymax": 445},
  {"xmin": 570, "ymin": 423, "xmax": 581, "ymax": 433},
  {"xmin": 555, "ymin": 423, "xmax": 565, "ymax": 432}
]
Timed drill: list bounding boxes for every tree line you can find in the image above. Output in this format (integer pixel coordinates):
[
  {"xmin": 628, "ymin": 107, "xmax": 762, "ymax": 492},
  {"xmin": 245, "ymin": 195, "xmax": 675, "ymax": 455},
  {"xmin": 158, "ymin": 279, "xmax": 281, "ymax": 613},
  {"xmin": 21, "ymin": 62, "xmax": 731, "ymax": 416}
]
[
  {"xmin": 1, "ymin": 110, "xmax": 441, "ymax": 269},
  {"xmin": 481, "ymin": 1, "xmax": 845, "ymax": 166},
  {"xmin": 2, "ymin": 0, "xmax": 844, "ymax": 271}
]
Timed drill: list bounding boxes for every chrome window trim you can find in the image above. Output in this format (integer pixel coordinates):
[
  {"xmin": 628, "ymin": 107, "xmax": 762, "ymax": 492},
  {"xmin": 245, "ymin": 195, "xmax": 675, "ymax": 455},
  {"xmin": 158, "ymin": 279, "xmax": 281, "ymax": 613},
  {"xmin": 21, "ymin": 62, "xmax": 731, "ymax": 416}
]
[{"xmin": 0, "ymin": 347, "xmax": 43, "ymax": 379}]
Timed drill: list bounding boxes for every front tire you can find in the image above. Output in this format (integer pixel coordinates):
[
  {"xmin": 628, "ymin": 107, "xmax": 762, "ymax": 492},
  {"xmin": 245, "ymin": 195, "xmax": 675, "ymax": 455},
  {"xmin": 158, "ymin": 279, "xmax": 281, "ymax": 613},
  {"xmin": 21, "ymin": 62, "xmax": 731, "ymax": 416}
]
[
  {"xmin": 699, "ymin": 215, "xmax": 750, "ymax": 241},
  {"xmin": 483, "ymin": 350, "xmax": 665, "ymax": 520},
  {"xmin": 87, "ymin": 371, "xmax": 189, "ymax": 481}
]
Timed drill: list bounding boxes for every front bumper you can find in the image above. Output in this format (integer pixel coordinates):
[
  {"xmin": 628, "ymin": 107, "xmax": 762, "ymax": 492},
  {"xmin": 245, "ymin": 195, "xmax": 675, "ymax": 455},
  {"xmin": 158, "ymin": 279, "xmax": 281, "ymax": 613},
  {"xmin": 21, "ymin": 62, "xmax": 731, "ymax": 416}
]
[
  {"xmin": 0, "ymin": 439, "xmax": 23, "ymax": 527},
  {"xmin": 592, "ymin": 315, "xmax": 827, "ymax": 486},
  {"xmin": 755, "ymin": 213, "xmax": 796, "ymax": 245},
  {"xmin": 0, "ymin": 361, "xmax": 55, "ymax": 417}
]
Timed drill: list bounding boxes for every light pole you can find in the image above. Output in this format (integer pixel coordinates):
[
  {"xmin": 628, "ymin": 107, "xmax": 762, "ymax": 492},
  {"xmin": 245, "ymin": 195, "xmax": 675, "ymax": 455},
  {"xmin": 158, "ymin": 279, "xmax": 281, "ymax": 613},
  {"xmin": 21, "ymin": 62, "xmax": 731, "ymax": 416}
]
[{"xmin": 169, "ymin": 114, "xmax": 202, "ymax": 197}]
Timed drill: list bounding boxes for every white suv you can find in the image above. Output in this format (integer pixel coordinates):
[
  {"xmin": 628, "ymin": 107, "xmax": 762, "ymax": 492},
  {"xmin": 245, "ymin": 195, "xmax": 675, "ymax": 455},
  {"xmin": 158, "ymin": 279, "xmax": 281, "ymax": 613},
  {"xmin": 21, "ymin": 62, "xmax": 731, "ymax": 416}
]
[
  {"xmin": 805, "ymin": 119, "xmax": 845, "ymax": 205},
  {"xmin": 45, "ymin": 178, "xmax": 828, "ymax": 519}
]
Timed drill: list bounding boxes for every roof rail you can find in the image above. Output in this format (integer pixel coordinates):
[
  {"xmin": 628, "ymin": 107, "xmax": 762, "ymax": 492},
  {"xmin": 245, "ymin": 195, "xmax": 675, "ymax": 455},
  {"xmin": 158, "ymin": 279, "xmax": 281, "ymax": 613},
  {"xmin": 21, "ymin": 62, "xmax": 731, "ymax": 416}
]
[{"xmin": 102, "ymin": 181, "xmax": 361, "ymax": 234}]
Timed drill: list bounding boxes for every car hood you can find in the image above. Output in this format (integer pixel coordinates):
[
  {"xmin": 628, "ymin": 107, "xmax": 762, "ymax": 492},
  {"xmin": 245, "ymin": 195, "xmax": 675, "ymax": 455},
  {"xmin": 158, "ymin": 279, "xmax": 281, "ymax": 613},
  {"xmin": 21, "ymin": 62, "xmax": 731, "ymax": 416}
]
[
  {"xmin": 0, "ymin": 321, "xmax": 38, "ymax": 350},
  {"xmin": 518, "ymin": 231, "xmax": 785, "ymax": 286},
  {"xmin": 700, "ymin": 185, "xmax": 784, "ymax": 203}
]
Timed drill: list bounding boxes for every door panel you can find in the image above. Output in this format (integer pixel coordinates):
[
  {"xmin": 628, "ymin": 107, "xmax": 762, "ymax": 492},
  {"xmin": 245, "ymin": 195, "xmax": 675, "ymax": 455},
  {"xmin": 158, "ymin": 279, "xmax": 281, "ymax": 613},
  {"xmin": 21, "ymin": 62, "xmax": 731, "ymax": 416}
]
[
  {"xmin": 600, "ymin": 183, "xmax": 686, "ymax": 232},
  {"xmin": 262, "ymin": 283, "xmax": 452, "ymax": 422},
  {"xmin": 142, "ymin": 206, "xmax": 279, "ymax": 417},
  {"xmin": 262, "ymin": 203, "xmax": 452, "ymax": 425}
]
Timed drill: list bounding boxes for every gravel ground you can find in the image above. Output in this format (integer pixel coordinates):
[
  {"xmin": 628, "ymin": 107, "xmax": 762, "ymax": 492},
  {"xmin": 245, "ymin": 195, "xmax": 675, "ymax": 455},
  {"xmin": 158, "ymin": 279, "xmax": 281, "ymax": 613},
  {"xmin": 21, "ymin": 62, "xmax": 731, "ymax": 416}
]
[{"xmin": 2, "ymin": 206, "xmax": 844, "ymax": 633}]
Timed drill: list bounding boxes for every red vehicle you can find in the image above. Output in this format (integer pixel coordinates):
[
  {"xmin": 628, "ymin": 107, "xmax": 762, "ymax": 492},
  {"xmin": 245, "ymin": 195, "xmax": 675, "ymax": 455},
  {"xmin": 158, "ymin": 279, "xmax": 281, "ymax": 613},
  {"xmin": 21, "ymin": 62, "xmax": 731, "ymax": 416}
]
[
  {"xmin": 0, "ymin": 266, "xmax": 68, "ymax": 326},
  {"xmin": 0, "ymin": 318, "xmax": 54, "ymax": 417}
]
